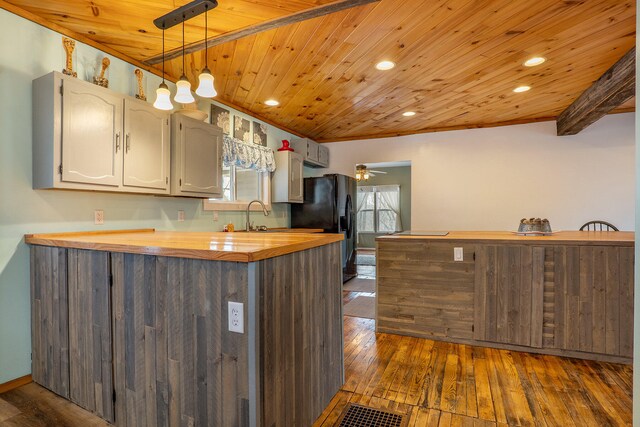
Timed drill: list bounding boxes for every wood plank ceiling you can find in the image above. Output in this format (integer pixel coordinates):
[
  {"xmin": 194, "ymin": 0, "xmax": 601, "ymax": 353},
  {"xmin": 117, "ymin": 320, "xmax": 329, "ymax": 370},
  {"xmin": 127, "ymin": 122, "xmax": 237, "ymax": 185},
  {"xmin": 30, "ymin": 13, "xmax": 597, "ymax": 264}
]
[{"xmin": 4, "ymin": 0, "xmax": 636, "ymax": 142}]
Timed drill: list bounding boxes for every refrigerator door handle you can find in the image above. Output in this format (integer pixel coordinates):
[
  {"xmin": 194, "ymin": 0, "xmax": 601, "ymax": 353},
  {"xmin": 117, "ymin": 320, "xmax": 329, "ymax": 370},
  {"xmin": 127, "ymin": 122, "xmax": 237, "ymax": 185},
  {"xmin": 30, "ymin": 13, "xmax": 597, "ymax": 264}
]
[{"xmin": 344, "ymin": 194, "xmax": 353, "ymax": 239}]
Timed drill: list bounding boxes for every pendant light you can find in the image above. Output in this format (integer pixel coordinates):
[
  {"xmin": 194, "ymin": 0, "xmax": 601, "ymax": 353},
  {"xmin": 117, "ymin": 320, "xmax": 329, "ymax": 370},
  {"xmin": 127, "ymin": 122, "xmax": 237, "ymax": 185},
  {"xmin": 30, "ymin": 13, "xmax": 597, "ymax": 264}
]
[
  {"xmin": 153, "ymin": 25, "xmax": 173, "ymax": 111},
  {"xmin": 195, "ymin": 3, "xmax": 217, "ymax": 98},
  {"xmin": 175, "ymin": 17, "xmax": 195, "ymax": 104}
]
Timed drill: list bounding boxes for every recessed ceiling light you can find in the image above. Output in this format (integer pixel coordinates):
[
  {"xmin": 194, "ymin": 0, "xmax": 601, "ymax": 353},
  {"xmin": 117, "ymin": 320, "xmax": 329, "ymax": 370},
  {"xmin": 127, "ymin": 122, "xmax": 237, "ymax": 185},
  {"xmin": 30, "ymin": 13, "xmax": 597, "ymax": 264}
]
[
  {"xmin": 375, "ymin": 60, "xmax": 396, "ymax": 71},
  {"xmin": 523, "ymin": 57, "xmax": 546, "ymax": 67},
  {"xmin": 265, "ymin": 99, "xmax": 279, "ymax": 106},
  {"xmin": 402, "ymin": 111, "xmax": 416, "ymax": 117},
  {"xmin": 513, "ymin": 85, "xmax": 531, "ymax": 93}
]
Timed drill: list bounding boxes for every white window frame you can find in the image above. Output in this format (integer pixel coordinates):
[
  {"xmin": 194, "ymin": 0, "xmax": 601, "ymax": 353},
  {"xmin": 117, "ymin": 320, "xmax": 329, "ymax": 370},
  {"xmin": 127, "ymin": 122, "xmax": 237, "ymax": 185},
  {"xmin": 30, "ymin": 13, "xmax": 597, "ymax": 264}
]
[
  {"xmin": 357, "ymin": 185, "xmax": 401, "ymax": 233},
  {"xmin": 202, "ymin": 166, "xmax": 272, "ymax": 212}
]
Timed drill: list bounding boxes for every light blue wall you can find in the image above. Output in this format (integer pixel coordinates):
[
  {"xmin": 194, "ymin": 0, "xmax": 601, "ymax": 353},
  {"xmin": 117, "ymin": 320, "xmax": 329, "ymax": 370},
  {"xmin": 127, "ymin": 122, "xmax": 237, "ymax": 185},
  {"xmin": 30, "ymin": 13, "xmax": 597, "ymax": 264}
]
[{"xmin": 0, "ymin": 9, "xmax": 293, "ymax": 383}]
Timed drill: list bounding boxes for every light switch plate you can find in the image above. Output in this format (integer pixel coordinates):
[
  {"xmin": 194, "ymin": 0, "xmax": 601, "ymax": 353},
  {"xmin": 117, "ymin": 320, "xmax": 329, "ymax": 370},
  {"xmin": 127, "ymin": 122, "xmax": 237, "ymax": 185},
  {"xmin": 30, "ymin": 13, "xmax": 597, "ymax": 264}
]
[
  {"xmin": 228, "ymin": 301, "xmax": 244, "ymax": 333},
  {"xmin": 178, "ymin": 210, "xmax": 185, "ymax": 222},
  {"xmin": 454, "ymin": 247, "xmax": 464, "ymax": 262}
]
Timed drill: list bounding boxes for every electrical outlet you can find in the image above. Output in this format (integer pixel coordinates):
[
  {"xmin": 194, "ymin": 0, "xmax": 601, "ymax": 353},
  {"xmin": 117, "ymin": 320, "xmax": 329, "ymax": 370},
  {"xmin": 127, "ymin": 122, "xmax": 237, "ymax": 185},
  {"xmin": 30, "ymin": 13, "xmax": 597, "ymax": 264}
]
[
  {"xmin": 228, "ymin": 302, "xmax": 244, "ymax": 333},
  {"xmin": 454, "ymin": 247, "xmax": 463, "ymax": 262},
  {"xmin": 94, "ymin": 210, "xmax": 104, "ymax": 225},
  {"xmin": 213, "ymin": 210, "xmax": 219, "ymax": 221},
  {"xmin": 178, "ymin": 210, "xmax": 185, "ymax": 222}
]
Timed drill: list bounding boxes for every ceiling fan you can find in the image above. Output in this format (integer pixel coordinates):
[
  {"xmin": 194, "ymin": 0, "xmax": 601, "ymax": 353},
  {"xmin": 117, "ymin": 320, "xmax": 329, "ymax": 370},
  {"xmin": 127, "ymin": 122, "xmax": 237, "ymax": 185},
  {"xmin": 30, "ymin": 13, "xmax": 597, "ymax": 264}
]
[{"xmin": 355, "ymin": 164, "xmax": 387, "ymax": 182}]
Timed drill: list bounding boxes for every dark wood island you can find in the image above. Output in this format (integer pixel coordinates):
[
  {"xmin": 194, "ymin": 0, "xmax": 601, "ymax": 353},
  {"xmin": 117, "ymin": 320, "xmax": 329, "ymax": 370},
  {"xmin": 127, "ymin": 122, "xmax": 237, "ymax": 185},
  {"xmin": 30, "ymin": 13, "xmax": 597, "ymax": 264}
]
[
  {"xmin": 26, "ymin": 229, "xmax": 344, "ymax": 426},
  {"xmin": 376, "ymin": 231, "xmax": 634, "ymax": 363}
]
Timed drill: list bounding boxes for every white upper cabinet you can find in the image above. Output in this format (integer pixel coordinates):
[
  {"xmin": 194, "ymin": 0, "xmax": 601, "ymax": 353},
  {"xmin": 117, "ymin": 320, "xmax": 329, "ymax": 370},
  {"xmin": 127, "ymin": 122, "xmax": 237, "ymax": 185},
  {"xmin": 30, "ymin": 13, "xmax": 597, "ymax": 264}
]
[
  {"xmin": 170, "ymin": 114, "xmax": 223, "ymax": 198},
  {"xmin": 272, "ymin": 151, "xmax": 304, "ymax": 203},
  {"xmin": 61, "ymin": 77, "xmax": 122, "ymax": 187},
  {"xmin": 32, "ymin": 71, "xmax": 170, "ymax": 194},
  {"xmin": 123, "ymin": 99, "xmax": 170, "ymax": 191},
  {"xmin": 290, "ymin": 138, "xmax": 329, "ymax": 168},
  {"xmin": 318, "ymin": 144, "xmax": 329, "ymax": 167}
]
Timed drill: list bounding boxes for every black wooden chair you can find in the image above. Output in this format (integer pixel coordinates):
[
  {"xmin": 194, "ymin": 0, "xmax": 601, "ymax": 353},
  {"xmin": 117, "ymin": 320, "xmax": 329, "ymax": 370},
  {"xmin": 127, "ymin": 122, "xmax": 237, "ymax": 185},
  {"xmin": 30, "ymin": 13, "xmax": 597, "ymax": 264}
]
[{"xmin": 579, "ymin": 220, "xmax": 619, "ymax": 231}]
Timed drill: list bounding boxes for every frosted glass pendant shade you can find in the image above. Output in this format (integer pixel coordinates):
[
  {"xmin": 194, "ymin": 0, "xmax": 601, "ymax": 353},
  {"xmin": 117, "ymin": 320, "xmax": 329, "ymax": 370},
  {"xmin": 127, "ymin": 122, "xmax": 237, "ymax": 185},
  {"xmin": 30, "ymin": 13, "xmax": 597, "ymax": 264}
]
[
  {"xmin": 196, "ymin": 68, "xmax": 217, "ymax": 98},
  {"xmin": 153, "ymin": 83, "xmax": 173, "ymax": 111},
  {"xmin": 174, "ymin": 76, "xmax": 195, "ymax": 104}
]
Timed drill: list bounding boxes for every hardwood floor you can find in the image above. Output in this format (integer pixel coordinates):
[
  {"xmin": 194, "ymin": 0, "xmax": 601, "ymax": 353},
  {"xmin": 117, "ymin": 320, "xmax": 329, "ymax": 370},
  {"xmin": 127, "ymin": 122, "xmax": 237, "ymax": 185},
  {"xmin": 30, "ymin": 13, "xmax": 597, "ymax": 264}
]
[
  {"xmin": 1, "ymin": 289, "xmax": 633, "ymax": 426},
  {"xmin": 0, "ymin": 382, "xmax": 111, "ymax": 426},
  {"xmin": 313, "ymin": 312, "xmax": 633, "ymax": 427}
]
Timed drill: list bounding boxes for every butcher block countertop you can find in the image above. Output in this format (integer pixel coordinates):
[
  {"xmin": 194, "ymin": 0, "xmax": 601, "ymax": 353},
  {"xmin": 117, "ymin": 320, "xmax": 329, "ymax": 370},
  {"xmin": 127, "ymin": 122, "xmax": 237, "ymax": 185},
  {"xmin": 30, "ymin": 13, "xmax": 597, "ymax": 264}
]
[
  {"xmin": 377, "ymin": 230, "xmax": 634, "ymax": 246},
  {"xmin": 25, "ymin": 229, "xmax": 343, "ymax": 262}
]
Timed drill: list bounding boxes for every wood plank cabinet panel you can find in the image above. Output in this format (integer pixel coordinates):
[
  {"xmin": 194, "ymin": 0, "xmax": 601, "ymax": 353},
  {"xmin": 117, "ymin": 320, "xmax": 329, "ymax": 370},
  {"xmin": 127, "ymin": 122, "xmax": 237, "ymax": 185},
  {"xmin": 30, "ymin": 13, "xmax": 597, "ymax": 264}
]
[
  {"xmin": 376, "ymin": 237, "xmax": 633, "ymax": 362},
  {"xmin": 259, "ymin": 242, "xmax": 343, "ymax": 427},
  {"xmin": 111, "ymin": 253, "xmax": 250, "ymax": 427},
  {"xmin": 549, "ymin": 245, "xmax": 634, "ymax": 358},
  {"xmin": 29, "ymin": 240, "xmax": 344, "ymax": 426},
  {"xmin": 474, "ymin": 245, "xmax": 544, "ymax": 348},
  {"xmin": 30, "ymin": 245, "xmax": 69, "ymax": 399},
  {"xmin": 377, "ymin": 241, "xmax": 475, "ymax": 340},
  {"xmin": 67, "ymin": 249, "xmax": 114, "ymax": 422}
]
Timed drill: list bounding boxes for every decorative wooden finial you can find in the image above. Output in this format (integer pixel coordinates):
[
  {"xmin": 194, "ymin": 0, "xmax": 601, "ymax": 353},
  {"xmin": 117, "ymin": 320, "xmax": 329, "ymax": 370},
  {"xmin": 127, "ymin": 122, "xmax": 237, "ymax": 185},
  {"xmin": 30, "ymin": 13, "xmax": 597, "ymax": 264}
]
[
  {"xmin": 62, "ymin": 37, "xmax": 77, "ymax": 77},
  {"xmin": 134, "ymin": 69, "xmax": 146, "ymax": 101},
  {"xmin": 93, "ymin": 57, "xmax": 110, "ymax": 87}
]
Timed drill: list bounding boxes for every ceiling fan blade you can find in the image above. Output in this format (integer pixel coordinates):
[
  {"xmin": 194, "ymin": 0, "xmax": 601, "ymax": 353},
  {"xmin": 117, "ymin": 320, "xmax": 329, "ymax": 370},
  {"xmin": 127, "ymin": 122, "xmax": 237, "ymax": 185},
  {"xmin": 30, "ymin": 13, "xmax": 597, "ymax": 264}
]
[{"xmin": 369, "ymin": 170, "xmax": 387, "ymax": 174}]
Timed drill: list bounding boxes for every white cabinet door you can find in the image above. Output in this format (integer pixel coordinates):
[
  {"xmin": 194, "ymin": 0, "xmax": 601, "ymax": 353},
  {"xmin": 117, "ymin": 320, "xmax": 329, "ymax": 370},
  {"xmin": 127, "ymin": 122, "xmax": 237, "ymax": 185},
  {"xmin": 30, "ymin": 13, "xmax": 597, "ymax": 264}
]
[
  {"xmin": 305, "ymin": 140, "xmax": 319, "ymax": 162},
  {"xmin": 288, "ymin": 153, "xmax": 304, "ymax": 202},
  {"xmin": 272, "ymin": 151, "xmax": 303, "ymax": 203},
  {"xmin": 61, "ymin": 77, "xmax": 122, "ymax": 187},
  {"xmin": 290, "ymin": 138, "xmax": 326, "ymax": 167},
  {"xmin": 172, "ymin": 115, "xmax": 223, "ymax": 197},
  {"xmin": 123, "ymin": 99, "xmax": 170, "ymax": 192},
  {"xmin": 317, "ymin": 144, "xmax": 329, "ymax": 167}
]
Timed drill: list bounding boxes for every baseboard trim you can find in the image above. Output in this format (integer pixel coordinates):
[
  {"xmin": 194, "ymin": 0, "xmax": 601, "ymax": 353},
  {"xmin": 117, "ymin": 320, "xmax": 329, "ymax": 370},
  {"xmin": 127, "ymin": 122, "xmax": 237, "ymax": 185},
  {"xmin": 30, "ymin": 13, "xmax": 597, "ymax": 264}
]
[{"xmin": 0, "ymin": 374, "xmax": 32, "ymax": 394}]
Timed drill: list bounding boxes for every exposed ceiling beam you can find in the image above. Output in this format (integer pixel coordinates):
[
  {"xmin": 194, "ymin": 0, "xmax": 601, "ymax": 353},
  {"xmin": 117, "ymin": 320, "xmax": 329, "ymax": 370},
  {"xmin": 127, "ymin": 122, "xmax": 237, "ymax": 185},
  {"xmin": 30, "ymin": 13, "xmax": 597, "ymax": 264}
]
[
  {"xmin": 144, "ymin": 0, "xmax": 380, "ymax": 65},
  {"xmin": 556, "ymin": 47, "xmax": 635, "ymax": 136}
]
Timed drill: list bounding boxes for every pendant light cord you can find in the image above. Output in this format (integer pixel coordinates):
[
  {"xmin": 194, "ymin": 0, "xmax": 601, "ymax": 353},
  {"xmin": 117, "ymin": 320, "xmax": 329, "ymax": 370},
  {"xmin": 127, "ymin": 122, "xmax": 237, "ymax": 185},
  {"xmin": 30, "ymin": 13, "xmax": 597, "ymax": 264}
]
[
  {"xmin": 182, "ymin": 17, "xmax": 185, "ymax": 76},
  {"xmin": 161, "ymin": 26, "xmax": 165, "ymax": 83},
  {"xmin": 204, "ymin": 5, "xmax": 208, "ymax": 67}
]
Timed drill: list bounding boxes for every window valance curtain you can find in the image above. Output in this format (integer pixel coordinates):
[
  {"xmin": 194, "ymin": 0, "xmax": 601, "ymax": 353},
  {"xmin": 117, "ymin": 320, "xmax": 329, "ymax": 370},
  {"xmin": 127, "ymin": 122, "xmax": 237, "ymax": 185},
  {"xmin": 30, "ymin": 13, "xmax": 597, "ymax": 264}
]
[{"xmin": 222, "ymin": 135, "xmax": 276, "ymax": 173}]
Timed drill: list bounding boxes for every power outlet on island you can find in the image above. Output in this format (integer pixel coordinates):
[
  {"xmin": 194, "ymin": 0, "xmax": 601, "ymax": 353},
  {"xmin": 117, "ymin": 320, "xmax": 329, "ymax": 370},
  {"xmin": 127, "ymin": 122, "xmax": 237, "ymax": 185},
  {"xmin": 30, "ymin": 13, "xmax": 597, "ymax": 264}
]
[
  {"xmin": 178, "ymin": 210, "xmax": 185, "ymax": 222},
  {"xmin": 94, "ymin": 210, "xmax": 104, "ymax": 225},
  {"xmin": 228, "ymin": 301, "xmax": 244, "ymax": 334},
  {"xmin": 454, "ymin": 247, "xmax": 464, "ymax": 262}
]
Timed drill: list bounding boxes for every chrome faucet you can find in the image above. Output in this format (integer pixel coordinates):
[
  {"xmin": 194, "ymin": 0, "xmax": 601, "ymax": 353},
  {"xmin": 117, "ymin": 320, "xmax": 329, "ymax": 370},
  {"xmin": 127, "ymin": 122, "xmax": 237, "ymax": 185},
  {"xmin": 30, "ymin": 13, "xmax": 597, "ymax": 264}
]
[{"xmin": 246, "ymin": 199, "xmax": 269, "ymax": 231}]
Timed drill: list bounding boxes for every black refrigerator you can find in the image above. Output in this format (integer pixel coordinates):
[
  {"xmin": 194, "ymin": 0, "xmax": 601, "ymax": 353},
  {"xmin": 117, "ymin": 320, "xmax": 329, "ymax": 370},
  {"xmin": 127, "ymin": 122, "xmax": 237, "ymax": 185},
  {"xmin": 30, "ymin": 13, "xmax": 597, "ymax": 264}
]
[{"xmin": 291, "ymin": 174, "xmax": 357, "ymax": 283}]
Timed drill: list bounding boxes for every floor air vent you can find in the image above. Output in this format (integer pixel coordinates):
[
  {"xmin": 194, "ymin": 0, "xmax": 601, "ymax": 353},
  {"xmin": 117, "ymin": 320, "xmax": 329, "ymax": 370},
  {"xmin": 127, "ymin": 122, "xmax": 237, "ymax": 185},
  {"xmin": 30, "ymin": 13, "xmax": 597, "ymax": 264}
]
[{"xmin": 336, "ymin": 403, "xmax": 406, "ymax": 427}]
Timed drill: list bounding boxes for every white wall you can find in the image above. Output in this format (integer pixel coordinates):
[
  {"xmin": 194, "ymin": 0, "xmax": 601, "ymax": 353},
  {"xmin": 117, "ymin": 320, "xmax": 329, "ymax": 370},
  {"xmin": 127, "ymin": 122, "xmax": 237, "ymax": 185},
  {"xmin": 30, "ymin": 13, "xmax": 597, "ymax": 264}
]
[
  {"xmin": 322, "ymin": 114, "xmax": 635, "ymax": 232},
  {"xmin": 0, "ymin": 9, "xmax": 293, "ymax": 384}
]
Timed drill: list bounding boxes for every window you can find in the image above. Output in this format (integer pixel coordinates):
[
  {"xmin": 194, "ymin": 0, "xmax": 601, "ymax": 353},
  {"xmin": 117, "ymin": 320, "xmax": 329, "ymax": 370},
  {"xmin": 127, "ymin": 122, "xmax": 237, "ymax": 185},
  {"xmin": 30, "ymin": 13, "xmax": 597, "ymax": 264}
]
[
  {"xmin": 357, "ymin": 185, "xmax": 402, "ymax": 233},
  {"xmin": 203, "ymin": 165, "xmax": 271, "ymax": 211},
  {"xmin": 203, "ymin": 135, "xmax": 275, "ymax": 212}
]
